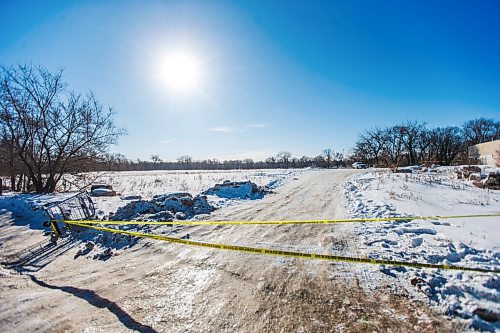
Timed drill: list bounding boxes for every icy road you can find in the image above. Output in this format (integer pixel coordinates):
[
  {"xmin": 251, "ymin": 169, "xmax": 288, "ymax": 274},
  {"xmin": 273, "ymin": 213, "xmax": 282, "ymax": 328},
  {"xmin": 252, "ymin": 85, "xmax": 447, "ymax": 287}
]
[{"xmin": 1, "ymin": 169, "xmax": 459, "ymax": 332}]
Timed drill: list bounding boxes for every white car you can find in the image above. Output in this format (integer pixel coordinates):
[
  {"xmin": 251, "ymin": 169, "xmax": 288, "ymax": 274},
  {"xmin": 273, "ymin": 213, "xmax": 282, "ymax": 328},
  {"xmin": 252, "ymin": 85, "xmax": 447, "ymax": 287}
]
[
  {"xmin": 352, "ymin": 162, "xmax": 369, "ymax": 169},
  {"xmin": 90, "ymin": 184, "xmax": 116, "ymax": 196}
]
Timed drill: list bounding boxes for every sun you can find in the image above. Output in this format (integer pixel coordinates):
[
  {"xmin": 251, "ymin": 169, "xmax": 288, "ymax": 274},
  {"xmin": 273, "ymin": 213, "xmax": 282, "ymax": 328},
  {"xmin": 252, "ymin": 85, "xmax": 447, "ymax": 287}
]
[{"xmin": 159, "ymin": 51, "xmax": 200, "ymax": 92}]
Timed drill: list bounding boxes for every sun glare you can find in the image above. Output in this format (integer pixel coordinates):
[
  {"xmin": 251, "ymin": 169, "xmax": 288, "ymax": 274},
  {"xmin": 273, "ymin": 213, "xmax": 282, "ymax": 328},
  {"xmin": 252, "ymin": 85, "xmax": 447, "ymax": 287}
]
[{"xmin": 159, "ymin": 51, "xmax": 200, "ymax": 92}]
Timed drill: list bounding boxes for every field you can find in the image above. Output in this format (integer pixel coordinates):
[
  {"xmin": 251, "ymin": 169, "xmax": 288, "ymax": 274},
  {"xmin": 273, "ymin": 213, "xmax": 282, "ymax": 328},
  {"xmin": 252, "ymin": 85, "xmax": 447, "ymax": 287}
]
[
  {"xmin": 0, "ymin": 167, "xmax": 498, "ymax": 332},
  {"xmin": 59, "ymin": 169, "xmax": 299, "ymax": 216}
]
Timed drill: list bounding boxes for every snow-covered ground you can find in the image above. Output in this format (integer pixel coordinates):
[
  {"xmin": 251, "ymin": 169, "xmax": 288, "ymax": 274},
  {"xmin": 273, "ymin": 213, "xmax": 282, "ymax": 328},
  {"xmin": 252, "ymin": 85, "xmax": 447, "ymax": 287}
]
[
  {"xmin": 63, "ymin": 169, "xmax": 302, "ymax": 216},
  {"xmin": 1, "ymin": 167, "xmax": 499, "ymax": 331},
  {"xmin": 344, "ymin": 167, "xmax": 500, "ymax": 331}
]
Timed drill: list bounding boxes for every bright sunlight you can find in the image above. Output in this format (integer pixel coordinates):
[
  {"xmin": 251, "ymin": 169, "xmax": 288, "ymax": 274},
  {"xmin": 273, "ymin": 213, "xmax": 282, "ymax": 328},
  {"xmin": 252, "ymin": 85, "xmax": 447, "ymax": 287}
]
[{"xmin": 159, "ymin": 51, "xmax": 200, "ymax": 92}]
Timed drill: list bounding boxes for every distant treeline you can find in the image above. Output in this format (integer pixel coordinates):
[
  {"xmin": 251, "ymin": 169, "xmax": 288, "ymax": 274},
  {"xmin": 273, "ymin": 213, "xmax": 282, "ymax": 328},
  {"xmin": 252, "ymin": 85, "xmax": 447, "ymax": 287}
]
[
  {"xmin": 0, "ymin": 147, "xmax": 349, "ymax": 192},
  {"xmin": 78, "ymin": 150, "xmax": 349, "ymax": 172},
  {"xmin": 352, "ymin": 118, "xmax": 499, "ymax": 167}
]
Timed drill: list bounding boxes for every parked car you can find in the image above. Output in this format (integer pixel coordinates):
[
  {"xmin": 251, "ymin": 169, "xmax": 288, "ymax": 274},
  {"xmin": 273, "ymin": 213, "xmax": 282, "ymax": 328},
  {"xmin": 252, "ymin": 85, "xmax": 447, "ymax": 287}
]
[
  {"xmin": 90, "ymin": 184, "xmax": 117, "ymax": 196},
  {"xmin": 352, "ymin": 162, "xmax": 369, "ymax": 169}
]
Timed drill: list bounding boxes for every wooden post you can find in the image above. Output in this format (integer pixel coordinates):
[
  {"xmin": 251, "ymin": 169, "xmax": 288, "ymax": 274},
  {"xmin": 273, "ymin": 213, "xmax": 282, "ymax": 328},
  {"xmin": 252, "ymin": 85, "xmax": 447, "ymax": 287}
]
[{"xmin": 0, "ymin": 178, "xmax": 2, "ymax": 195}]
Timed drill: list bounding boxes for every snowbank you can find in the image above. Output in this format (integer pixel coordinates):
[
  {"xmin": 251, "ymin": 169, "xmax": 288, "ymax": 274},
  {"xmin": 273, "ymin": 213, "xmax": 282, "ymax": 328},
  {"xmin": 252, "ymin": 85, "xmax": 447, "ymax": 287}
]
[
  {"xmin": 0, "ymin": 194, "xmax": 61, "ymax": 229},
  {"xmin": 344, "ymin": 169, "xmax": 500, "ymax": 331},
  {"xmin": 0, "ymin": 193, "xmax": 136, "ymax": 256}
]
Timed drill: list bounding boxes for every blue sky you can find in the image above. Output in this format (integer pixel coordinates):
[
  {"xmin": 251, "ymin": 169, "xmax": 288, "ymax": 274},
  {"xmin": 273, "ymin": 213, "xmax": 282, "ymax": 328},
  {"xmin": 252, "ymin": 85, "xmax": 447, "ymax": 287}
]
[{"xmin": 1, "ymin": 0, "xmax": 499, "ymax": 161}]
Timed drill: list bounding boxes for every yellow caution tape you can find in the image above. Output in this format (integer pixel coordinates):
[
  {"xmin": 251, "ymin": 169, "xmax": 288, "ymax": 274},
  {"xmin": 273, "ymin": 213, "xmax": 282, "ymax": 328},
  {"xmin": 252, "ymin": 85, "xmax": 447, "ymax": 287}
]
[
  {"xmin": 58, "ymin": 213, "xmax": 500, "ymax": 226},
  {"xmin": 65, "ymin": 221, "xmax": 499, "ymax": 274}
]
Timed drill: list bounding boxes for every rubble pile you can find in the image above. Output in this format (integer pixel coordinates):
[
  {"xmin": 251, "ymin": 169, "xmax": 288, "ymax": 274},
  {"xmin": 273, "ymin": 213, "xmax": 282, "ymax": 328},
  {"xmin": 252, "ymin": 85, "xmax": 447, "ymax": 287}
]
[
  {"xmin": 473, "ymin": 170, "xmax": 500, "ymax": 190},
  {"xmin": 202, "ymin": 180, "xmax": 268, "ymax": 200},
  {"xmin": 110, "ymin": 192, "xmax": 214, "ymax": 221},
  {"xmin": 455, "ymin": 166, "xmax": 482, "ymax": 180}
]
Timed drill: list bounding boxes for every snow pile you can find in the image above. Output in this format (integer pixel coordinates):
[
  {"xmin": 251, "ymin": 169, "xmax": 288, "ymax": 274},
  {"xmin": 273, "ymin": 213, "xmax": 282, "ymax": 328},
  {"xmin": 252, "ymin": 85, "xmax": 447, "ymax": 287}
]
[
  {"xmin": 259, "ymin": 169, "xmax": 302, "ymax": 190},
  {"xmin": 110, "ymin": 192, "xmax": 214, "ymax": 221},
  {"xmin": 344, "ymin": 169, "xmax": 500, "ymax": 331},
  {"xmin": 202, "ymin": 180, "xmax": 268, "ymax": 200},
  {"xmin": 120, "ymin": 194, "xmax": 142, "ymax": 200},
  {"xmin": 0, "ymin": 194, "xmax": 56, "ymax": 228},
  {"xmin": 0, "ymin": 193, "xmax": 136, "ymax": 255},
  {"xmin": 70, "ymin": 226, "xmax": 137, "ymax": 252}
]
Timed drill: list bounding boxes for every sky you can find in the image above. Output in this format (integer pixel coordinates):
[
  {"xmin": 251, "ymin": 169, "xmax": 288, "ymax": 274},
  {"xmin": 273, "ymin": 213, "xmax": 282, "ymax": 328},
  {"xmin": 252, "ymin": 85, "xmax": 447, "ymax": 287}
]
[{"xmin": 1, "ymin": 0, "xmax": 499, "ymax": 161}]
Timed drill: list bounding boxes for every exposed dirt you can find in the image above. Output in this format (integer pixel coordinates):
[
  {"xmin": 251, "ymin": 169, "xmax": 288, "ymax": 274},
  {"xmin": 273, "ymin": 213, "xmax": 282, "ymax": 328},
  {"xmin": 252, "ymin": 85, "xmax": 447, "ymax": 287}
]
[{"xmin": 0, "ymin": 169, "xmax": 459, "ymax": 332}]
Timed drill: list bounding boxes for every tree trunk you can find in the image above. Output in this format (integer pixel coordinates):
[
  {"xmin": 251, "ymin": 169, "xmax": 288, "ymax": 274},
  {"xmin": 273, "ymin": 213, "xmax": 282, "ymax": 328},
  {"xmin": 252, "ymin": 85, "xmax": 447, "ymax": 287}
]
[
  {"xmin": 16, "ymin": 174, "xmax": 22, "ymax": 192},
  {"xmin": 9, "ymin": 153, "xmax": 15, "ymax": 191}
]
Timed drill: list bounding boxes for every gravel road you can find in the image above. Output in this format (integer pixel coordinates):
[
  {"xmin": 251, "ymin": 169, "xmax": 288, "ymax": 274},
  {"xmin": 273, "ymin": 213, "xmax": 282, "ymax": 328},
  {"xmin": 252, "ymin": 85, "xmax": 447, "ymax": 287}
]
[{"xmin": 0, "ymin": 169, "xmax": 457, "ymax": 332}]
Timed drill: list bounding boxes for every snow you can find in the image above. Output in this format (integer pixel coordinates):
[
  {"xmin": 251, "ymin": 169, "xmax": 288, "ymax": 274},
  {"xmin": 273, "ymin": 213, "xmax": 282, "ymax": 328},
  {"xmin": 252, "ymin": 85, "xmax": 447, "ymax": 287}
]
[
  {"xmin": 202, "ymin": 180, "xmax": 268, "ymax": 200},
  {"xmin": 110, "ymin": 193, "xmax": 214, "ymax": 221},
  {"xmin": 0, "ymin": 193, "xmax": 74, "ymax": 228},
  {"xmin": 344, "ymin": 167, "xmax": 500, "ymax": 331},
  {"xmin": 68, "ymin": 169, "xmax": 302, "ymax": 216},
  {"xmin": 0, "ymin": 170, "xmax": 302, "ymax": 259},
  {"xmin": 1, "ymin": 167, "xmax": 499, "ymax": 330}
]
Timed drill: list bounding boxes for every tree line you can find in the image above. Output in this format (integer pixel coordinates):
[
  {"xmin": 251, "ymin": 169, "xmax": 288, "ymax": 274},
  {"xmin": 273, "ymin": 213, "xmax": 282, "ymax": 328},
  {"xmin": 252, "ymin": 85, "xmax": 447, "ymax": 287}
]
[
  {"xmin": 353, "ymin": 119, "xmax": 499, "ymax": 167},
  {"xmin": 75, "ymin": 149, "xmax": 348, "ymax": 173}
]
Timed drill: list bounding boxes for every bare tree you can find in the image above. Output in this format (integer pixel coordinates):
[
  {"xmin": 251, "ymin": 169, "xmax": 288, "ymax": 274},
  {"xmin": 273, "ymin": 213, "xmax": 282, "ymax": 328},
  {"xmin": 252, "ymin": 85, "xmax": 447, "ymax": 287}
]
[
  {"xmin": 276, "ymin": 151, "xmax": 292, "ymax": 168},
  {"xmin": 151, "ymin": 154, "xmax": 162, "ymax": 164},
  {"xmin": 382, "ymin": 126, "xmax": 404, "ymax": 167},
  {"xmin": 322, "ymin": 148, "xmax": 332, "ymax": 168},
  {"xmin": 399, "ymin": 121, "xmax": 427, "ymax": 165},
  {"xmin": 299, "ymin": 155, "xmax": 312, "ymax": 167},
  {"xmin": 354, "ymin": 127, "xmax": 385, "ymax": 165},
  {"xmin": 176, "ymin": 155, "xmax": 193, "ymax": 169},
  {"xmin": 101, "ymin": 153, "xmax": 130, "ymax": 171},
  {"xmin": 333, "ymin": 152, "xmax": 343, "ymax": 168},
  {"xmin": 0, "ymin": 64, "xmax": 125, "ymax": 193},
  {"xmin": 428, "ymin": 127, "xmax": 464, "ymax": 165},
  {"xmin": 0, "ymin": 136, "xmax": 24, "ymax": 190},
  {"xmin": 416, "ymin": 128, "xmax": 432, "ymax": 163},
  {"xmin": 462, "ymin": 118, "xmax": 500, "ymax": 145}
]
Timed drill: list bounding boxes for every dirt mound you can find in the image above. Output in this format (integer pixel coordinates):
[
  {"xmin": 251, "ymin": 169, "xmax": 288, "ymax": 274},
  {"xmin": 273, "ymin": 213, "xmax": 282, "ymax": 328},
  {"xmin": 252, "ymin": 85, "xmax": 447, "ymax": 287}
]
[
  {"xmin": 473, "ymin": 169, "xmax": 500, "ymax": 190},
  {"xmin": 202, "ymin": 180, "xmax": 268, "ymax": 199},
  {"xmin": 455, "ymin": 165, "xmax": 482, "ymax": 179}
]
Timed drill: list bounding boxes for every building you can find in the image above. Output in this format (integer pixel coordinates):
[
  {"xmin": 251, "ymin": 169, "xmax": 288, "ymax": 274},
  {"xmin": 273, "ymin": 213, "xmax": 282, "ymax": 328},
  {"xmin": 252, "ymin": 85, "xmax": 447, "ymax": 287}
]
[{"xmin": 469, "ymin": 139, "xmax": 500, "ymax": 166}]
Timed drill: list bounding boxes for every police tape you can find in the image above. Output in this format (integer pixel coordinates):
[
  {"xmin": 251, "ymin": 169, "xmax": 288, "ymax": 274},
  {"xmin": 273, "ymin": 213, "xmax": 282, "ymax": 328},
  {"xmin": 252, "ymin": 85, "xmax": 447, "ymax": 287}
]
[
  {"xmin": 58, "ymin": 213, "xmax": 500, "ymax": 226},
  {"xmin": 65, "ymin": 221, "xmax": 499, "ymax": 274}
]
